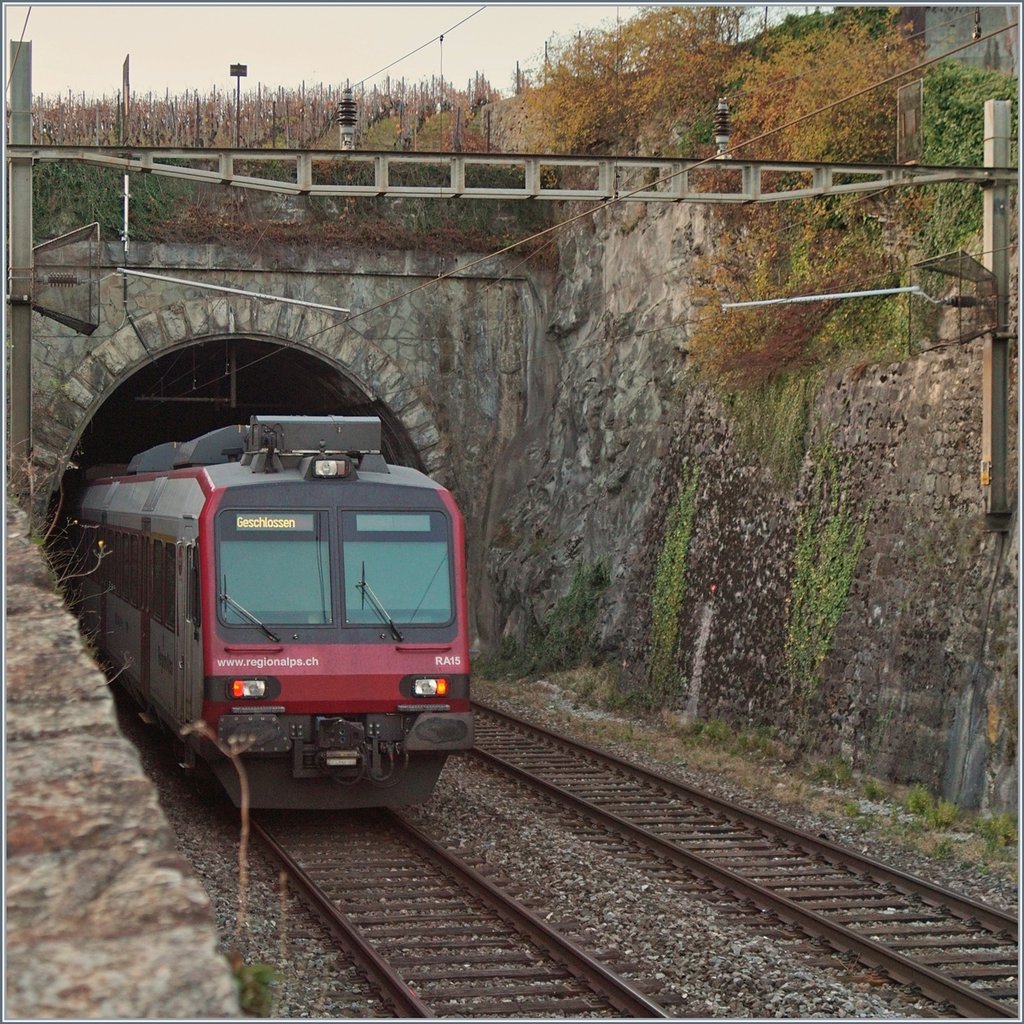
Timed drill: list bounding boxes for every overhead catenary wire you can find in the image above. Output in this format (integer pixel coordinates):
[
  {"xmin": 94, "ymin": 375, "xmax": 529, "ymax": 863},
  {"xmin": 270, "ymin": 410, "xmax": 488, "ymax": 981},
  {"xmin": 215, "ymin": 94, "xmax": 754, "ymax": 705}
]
[
  {"xmin": 304, "ymin": 6, "xmax": 486, "ymax": 149},
  {"xmin": 5, "ymin": 5, "xmax": 31, "ymax": 92},
  {"xmin": 352, "ymin": 6, "xmax": 486, "ymax": 90}
]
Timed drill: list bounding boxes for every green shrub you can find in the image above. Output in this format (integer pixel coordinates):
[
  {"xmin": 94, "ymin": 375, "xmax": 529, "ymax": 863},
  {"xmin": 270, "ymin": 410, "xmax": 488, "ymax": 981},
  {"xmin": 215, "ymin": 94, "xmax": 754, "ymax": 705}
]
[
  {"xmin": 532, "ymin": 560, "xmax": 611, "ymax": 672},
  {"xmin": 702, "ymin": 718, "xmax": 732, "ymax": 743},
  {"xmin": 861, "ymin": 778, "xmax": 886, "ymax": 801},
  {"xmin": 928, "ymin": 798, "xmax": 960, "ymax": 830},
  {"xmin": 481, "ymin": 560, "xmax": 610, "ymax": 678},
  {"xmin": 904, "ymin": 783, "xmax": 933, "ymax": 816},
  {"xmin": 231, "ymin": 959, "xmax": 277, "ymax": 1018},
  {"xmin": 977, "ymin": 812, "xmax": 1018, "ymax": 852},
  {"xmin": 813, "ymin": 755, "xmax": 853, "ymax": 786}
]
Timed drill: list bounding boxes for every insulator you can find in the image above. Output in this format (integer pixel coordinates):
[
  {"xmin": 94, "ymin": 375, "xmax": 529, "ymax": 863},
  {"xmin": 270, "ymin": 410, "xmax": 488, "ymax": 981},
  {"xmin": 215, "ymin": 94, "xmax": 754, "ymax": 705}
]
[
  {"xmin": 337, "ymin": 86, "xmax": 357, "ymax": 151},
  {"xmin": 713, "ymin": 98, "xmax": 730, "ymax": 137},
  {"xmin": 336, "ymin": 87, "xmax": 357, "ymax": 127},
  {"xmin": 713, "ymin": 97, "xmax": 731, "ymax": 155}
]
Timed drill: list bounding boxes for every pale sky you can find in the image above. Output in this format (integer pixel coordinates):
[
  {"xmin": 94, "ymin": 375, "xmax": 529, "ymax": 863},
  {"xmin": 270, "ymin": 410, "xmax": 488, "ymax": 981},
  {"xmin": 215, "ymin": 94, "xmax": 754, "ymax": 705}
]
[{"xmin": 4, "ymin": 2, "xmax": 646, "ymax": 99}]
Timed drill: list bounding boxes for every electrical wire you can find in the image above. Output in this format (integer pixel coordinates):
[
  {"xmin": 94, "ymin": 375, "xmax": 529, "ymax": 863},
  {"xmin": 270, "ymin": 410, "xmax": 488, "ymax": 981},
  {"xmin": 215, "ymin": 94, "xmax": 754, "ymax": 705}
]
[
  {"xmin": 352, "ymin": 7, "xmax": 487, "ymax": 90},
  {"xmin": 305, "ymin": 8, "xmax": 486, "ymax": 151},
  {"xmin": 5, "ymin": 5, "xmax": 31, "ymax": 92}
]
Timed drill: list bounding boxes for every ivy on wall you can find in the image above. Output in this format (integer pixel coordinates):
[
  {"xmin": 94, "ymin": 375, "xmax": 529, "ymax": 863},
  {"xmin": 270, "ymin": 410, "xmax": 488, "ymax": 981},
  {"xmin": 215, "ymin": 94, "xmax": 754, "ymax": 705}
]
[
  {"xmin": 785, "ymin": 440, "xmax": 870, "ymax": 700},
  {"xmin": 646, "ymin": 461, "xmax": 701, "ymax": 707}
]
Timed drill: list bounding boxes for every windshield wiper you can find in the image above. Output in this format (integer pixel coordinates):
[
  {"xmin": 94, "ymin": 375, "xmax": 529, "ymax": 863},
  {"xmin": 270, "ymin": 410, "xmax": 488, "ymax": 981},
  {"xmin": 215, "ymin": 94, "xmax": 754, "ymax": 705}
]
[
  {"xmin": 357, "ymin": 563, "xmax": 404, "ymax": 641},
  {"xmin": 220, "ymin": 582, "xmax": 281, "ymax": 643}
]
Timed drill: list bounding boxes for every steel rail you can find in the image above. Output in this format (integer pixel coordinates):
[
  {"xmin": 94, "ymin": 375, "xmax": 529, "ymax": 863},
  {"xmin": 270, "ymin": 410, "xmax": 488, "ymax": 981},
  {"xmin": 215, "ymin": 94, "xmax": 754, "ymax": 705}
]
[
  {"xmin": 254, "ymin": 810, "xmax": 668, "ymax": 1018},
  {"xmin": 251, "ymin": 817, "xmax": 433, "ymax": 1018},
  {"xmin": 472, "ymin": 705, "xmax": 1016, "ymax": 1018},
  {"xmin": 389, "ymin": 810, "xmax": 670, "ymax": 1019},
  {"xmin": 476, "ymin": 701, "xmax": 1017, "ymax": 937}
]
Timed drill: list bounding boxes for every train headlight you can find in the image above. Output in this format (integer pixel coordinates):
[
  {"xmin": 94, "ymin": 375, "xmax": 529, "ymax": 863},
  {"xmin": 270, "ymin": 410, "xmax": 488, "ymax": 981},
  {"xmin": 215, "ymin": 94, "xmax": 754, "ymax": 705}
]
[
  {"xmin": 413, "ymin": 677, "xmax": 448, "ymax": 697},
  {"xmin": 313, "ymin": 458, "xmax": 350, "ymax": 478},
  {"xmin": 231, "ymin": 678, "xmax": 267, "ymax": 699}
]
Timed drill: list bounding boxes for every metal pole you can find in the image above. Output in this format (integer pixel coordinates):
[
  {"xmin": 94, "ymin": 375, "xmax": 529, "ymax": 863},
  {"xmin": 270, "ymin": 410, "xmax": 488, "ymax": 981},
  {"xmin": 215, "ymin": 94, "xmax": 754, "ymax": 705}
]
[
  {"xmin": 981, "ymin": 99, "xmax": 1011, "ymax": 531},
  {"xmin": 8, "ymin": 40, "xmax": 34, "ymax": 499},
  {"xmin": 230, "ymin": 64, "xmax": 247, "ymax": 147}
]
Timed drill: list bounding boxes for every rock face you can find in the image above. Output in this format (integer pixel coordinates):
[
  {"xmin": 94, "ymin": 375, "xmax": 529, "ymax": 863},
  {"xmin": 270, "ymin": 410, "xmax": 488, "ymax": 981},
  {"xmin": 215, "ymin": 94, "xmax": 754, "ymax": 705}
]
[
  {"xmin": 5, "ymin": 507, "xmax": 240, "ymax": 1018},
  {"xmin": 481, "ymin": 200, "xmax": 1018, "ymax": 811}
]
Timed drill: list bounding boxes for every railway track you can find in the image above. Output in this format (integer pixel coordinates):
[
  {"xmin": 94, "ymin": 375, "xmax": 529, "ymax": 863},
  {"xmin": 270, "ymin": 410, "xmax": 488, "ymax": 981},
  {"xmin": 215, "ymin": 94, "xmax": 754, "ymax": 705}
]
[
  {"xmin": 251, "ymin": 809, "xmax": 668, "ymax": 1018},
  {"xmin": 472, "ymin": 700, "xmax": 1019, "ymax": 1019}
]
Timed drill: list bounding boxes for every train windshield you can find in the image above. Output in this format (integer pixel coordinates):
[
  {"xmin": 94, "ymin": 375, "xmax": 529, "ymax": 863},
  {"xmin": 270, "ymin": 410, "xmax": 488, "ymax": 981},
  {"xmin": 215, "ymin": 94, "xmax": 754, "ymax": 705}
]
[
  {"xmin": 217, "ymin": 510, "xmax": 333, "ymax": 625},
  {"xmin": 342, "ymin": 511, "xmax": 452, "ymax": 626}
]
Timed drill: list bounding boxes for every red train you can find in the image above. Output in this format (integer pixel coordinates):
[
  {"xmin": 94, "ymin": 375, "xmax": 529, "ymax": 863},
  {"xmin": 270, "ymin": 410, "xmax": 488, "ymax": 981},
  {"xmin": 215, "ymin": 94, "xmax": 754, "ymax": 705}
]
[{"xmin": 74, "ymin": 415, "xmax": 473, "ymax": 809}]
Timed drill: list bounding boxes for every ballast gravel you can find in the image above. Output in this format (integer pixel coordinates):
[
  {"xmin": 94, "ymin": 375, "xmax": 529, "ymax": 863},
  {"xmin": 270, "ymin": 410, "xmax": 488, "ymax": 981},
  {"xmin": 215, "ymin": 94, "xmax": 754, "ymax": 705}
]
[{"xmin": 123, "ymin": 687, "xmax": 1017, "ymax": 1019}]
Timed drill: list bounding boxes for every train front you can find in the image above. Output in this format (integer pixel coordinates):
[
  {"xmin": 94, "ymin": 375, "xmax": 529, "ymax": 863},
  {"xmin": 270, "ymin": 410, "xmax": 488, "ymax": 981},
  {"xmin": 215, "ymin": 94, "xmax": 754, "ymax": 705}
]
[{"xmin": 196, "ymin": 416, "xmax": 473, "ymax": 809}]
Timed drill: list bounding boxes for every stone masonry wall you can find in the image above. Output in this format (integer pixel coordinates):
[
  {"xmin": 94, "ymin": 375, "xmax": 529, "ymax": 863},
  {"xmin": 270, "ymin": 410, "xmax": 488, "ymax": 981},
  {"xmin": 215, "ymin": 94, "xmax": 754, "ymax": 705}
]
[
  {"xmin": 483, "ymin": 200, "xmax": 1017, "ymax": 811},
  {"xmin": 29, "ymin": 241, "xmax": 542, "ymax": 654}
]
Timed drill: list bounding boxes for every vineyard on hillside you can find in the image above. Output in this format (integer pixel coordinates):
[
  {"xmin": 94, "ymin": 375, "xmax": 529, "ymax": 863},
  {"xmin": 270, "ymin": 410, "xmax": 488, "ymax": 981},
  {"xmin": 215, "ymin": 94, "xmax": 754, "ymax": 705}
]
[{"xmin": 34, "ymin": 72, "xmax": 502, "ymax": 151}]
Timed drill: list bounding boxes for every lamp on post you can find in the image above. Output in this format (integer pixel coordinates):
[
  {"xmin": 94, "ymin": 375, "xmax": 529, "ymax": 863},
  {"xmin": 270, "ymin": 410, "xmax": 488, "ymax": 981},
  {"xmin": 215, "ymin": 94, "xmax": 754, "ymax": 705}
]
[{"xmin": 230, "ymin": 63, "xmax": 247, "ymax": 146}]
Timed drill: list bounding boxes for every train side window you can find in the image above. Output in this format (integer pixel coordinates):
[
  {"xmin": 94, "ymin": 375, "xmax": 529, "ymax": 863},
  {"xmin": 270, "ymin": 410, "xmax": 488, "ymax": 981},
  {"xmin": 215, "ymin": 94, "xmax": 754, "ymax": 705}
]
[
  {"xmin": 187, "ymin": 545, "xmax": 201, "ymax": 630},
  {"xmin": 129, "ymin": 534, "xmax": 139, "ymax": 607},
  {"xmin": 152, "ymin": 541, "xmax": 164, "ymax": 623},
  {"xmin": 165, "ymin": 543, "xmax": 176, "ymax": 631},
  {"xmin": 115, "ymin": 530, "xmax": 124, "ymax": 596}
]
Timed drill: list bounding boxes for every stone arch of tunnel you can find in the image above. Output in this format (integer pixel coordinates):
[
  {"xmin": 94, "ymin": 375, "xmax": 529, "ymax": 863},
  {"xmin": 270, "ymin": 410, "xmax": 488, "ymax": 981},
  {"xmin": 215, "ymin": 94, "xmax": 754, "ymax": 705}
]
[{"xmin": 52, "ymin": 331, "xmax": 441, "ymax": 520}]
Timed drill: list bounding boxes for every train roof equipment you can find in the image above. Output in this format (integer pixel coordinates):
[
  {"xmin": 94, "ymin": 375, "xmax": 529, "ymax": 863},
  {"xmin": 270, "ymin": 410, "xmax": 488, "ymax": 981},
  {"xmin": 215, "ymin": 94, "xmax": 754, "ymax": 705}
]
[
  {"xmin": 125, "ymin": 415, "xmax": 390, "ymax": 479},
  {"xmin": 126, "ymin": 440, "xmax": 181, "ymax": 474}
]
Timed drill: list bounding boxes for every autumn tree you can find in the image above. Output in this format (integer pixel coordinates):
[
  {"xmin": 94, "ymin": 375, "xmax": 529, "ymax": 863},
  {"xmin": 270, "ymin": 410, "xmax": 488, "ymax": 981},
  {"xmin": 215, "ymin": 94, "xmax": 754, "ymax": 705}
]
[
  {"xmin": 729, "ymin": 8, "xmax": 921, "ymax": 160},
  {"xmin": 725, "ymin": 7, "xmax": 917, "ymax": 163},
  {"xmin": 522, "ymin": 6, "xmax": 743, "ymax": 155},
  {"xmin": 689, "ymin": 9, "xmax": 923, "ymax": 381}
]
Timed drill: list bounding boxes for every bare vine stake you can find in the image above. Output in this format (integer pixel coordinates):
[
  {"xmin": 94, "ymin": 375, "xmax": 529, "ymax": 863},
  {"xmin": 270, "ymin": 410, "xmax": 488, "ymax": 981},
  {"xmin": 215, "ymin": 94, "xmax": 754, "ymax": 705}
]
[
  {"xmin": 278, "ymin": 869, "xmax": 289, "ymax": 965},
  {"xmin": 180, "ymin": 721, "xmax": 253, "ymax": 939}
]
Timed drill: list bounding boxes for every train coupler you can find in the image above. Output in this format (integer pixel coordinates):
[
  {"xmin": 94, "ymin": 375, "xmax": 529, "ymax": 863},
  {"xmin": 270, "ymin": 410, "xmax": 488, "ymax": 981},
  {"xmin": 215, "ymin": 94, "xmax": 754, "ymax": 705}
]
[{"xmin": 315, "ymin": 716, "xmax": 365, "ymax": 769}]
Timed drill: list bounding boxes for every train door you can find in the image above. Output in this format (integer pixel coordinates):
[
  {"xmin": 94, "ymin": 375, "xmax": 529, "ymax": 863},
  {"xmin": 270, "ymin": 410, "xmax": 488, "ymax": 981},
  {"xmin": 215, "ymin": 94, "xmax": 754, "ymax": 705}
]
[{"xmin": 175, "ymin": 525, "xmax": 201, "ymax": 725}]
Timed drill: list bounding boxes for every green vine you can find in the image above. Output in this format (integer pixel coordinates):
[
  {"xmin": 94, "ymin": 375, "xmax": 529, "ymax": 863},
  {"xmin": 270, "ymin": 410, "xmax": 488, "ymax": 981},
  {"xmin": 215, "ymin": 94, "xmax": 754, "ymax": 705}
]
[
  {"xmin": 785, "ymin": 440, "xmax": 870, "ymax": 699},
  {"xmin": 647, "ymin": 462, "xmax": 701, "ymax": 706},
  {"xmin": 920, "ymin": 62, "xmax": 1018, "ymax": 255},
  {"xmin": 728, "ymin": 373, "xmax": 813, "ymax": 487}
]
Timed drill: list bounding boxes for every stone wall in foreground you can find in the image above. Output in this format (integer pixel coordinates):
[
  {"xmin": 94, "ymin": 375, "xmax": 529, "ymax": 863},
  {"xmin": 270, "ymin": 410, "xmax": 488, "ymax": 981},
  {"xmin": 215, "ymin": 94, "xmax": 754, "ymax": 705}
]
[{"xmin": 5, "ymin": 506, "xmax": 239, "ymax": 1018}]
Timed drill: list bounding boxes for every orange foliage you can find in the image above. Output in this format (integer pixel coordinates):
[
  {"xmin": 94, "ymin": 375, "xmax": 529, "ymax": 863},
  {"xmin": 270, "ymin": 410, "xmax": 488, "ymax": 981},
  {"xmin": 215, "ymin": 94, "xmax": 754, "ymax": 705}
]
[
  {"xmin": 522, "ymin": 6, "xmax": 743, "ymax": 155},
  {"xmin": 726, "ymin": 13, "xmax": 918, "ymax": 163}
]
